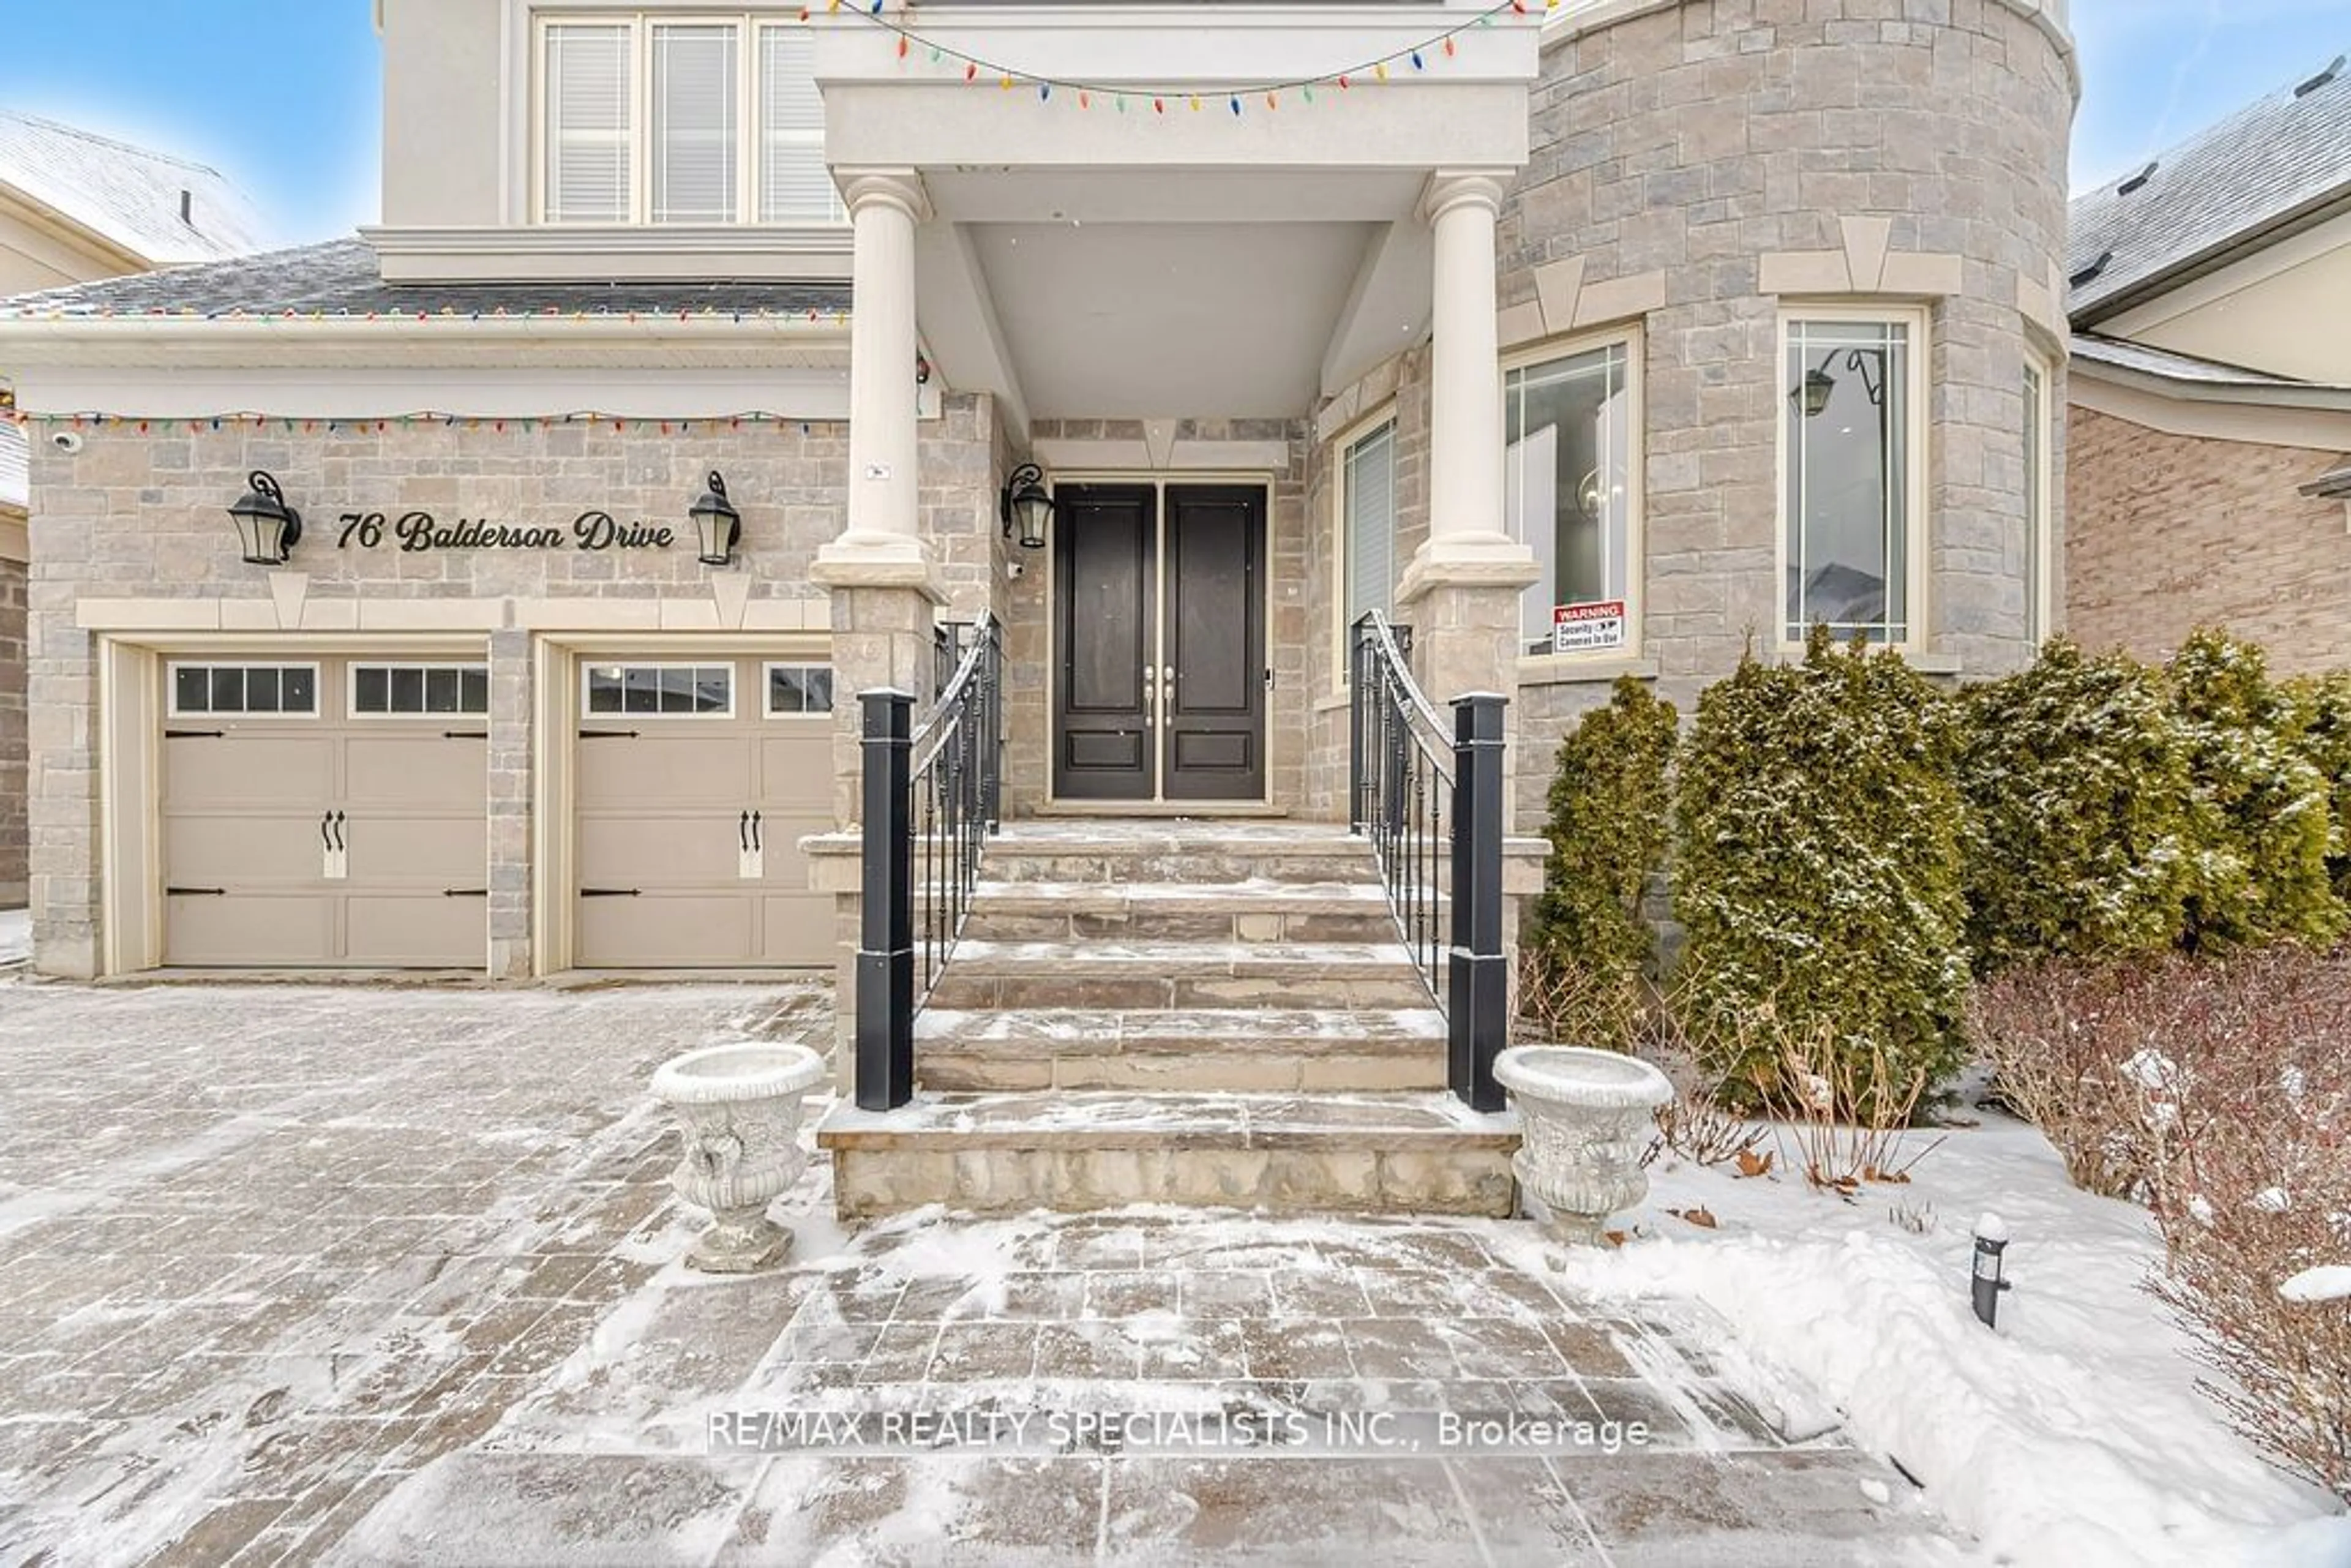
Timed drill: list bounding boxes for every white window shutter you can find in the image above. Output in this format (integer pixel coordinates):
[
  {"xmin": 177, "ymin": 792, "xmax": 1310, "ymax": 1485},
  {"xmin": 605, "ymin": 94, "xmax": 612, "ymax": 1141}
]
[
  {"xmin": 652, "ymin": 24, "xmax": 738, "ymax": 225},
  {"xmin": 761, "ymin": 26, "xmax": 839, "ymax": 222},
  {"xmin": 1345, "ymin": 424, "xmax": 1397, "ymax": 629},
  {"xmin": 546, "ymin": 24, "xmax": 632, "ymax": 223}
]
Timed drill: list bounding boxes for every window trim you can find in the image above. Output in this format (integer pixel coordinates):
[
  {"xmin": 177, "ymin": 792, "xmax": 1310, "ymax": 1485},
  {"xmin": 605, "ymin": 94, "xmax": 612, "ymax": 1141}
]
[
  {"xmin": 1504, "ymin": 321, "xmax": 1646, "ymax": 669},
  {"xmin": 1330, "ymin": 403, "xmax": 1400, "ymax": 694},
  {"xmin": 347, "ymin": 662, "xmax": 493, "ymax": 721},
  {"xmin": 165, "ymin": 661, "xmax": 323, "ymax": 721},
  {"xmin": 1774, "ymin": 302, "xmax": 1931, "ymax": 653},
  {"xmin": 2024, "ymin": 348, "xmax": 2055, "ymax": 647},
  {"xmin": 530, "ymin": 11, "xmax": 843, "ymax": 228},
  {"xmin": 579, "ymin": 660, "xmax": 738, "ymax": 719},
  {"xmin": 761, "ymin": 661, "xmax": 836, "ymax": 718}
]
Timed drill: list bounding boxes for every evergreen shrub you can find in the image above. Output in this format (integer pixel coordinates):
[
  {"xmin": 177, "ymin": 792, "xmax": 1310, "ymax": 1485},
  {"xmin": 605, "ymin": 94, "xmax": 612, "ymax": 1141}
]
[
  {"xmin": 2289, "ymin": 669, "xmax": 2351, "ymax": 908},
  {"xmin": 1671, "ymin": 626, "xmax": 1970, "ymax": 1108},
  {"xmin": 1956, "ymin": 637, "xmax": 2201, "ymax": 972}
]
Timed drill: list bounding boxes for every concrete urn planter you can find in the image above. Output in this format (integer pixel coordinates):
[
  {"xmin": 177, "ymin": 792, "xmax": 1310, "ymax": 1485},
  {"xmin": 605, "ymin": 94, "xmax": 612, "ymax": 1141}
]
[
  {"xmin": 1494, "ymin": 1046, "xmax": 1676, "ymax": 1246},
  {"xmin": 650, "ymin": 1041, "xmax": 827, "ymax": 1273}
]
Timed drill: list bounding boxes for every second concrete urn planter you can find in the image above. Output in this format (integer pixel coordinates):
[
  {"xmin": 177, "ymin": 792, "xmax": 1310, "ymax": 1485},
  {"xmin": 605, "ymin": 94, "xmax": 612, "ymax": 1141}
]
[
  {"xmin": 650, "ymin": 1040, "xmax": 827, "ymax": 1273},
  {"xmin": 1494, "ymin": 1045, "xmax": 1676, "ymax": 1246}
]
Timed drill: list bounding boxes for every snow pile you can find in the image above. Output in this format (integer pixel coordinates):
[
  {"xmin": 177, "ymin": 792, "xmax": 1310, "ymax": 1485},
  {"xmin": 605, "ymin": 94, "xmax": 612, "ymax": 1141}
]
[
  {"xmin": 1508, "ymin": 1110, "xmax": 2351, "ymax": 1568},
  {"xmin": 0, "ymin": 906, "xmax": 27, "ymax": 966},
  {"xmin": 2280, "ymin": 1266, "xmax": 2351, "ymax": 1305}
]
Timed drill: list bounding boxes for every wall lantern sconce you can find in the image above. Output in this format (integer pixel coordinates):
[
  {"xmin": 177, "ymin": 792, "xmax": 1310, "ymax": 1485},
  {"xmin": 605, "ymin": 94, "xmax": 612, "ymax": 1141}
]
[
  {"xmin": 227, "ymin": 470, "xmax": 303, "ymax": 566},
  {"xmin": 689, "ymin": 471, "xmax": 743, "ymax": 567},
  {"xmin": 1795, "ymin": 349, "xmax": 1887, "ymax": 419},
  {"xmin": 1000, "ymin": 462, "xmax": 1053, "ymax": 550}
]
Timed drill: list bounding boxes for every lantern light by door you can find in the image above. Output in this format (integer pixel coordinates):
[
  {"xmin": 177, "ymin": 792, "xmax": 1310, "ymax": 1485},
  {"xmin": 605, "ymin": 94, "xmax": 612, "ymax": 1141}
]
[
  {"xmin": 689, "ymin": 471, "xmax": 742, "ymax": 567},
  {"xmin": 1000, "ymin": 462, "xmax": 1053, "ymax": 550},
  {"xmin": 227, "ymin": 470, "xmax": 303, "ymax": 566}
]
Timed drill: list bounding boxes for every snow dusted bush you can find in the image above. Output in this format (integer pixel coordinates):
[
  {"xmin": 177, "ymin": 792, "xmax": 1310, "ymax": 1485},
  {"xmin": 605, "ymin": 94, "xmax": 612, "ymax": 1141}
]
[
  {"xmin": 1957, "ymin": 638, "xmax": 2200, "ymax": 972},
  {"xmin": 1971, "ymin": 948, "xmax": 2351, "ymax": 1499},
  {"xmin": 1673, "ymin": 626, "xmax": 1969, "ymax": 1111},
  {"xmin": 1522, "ymin": 677, "xmax": 1678, "ymax": 1045},
  {"xmin": 2166, "ymin": 630, "xmax": 2347, "ymax": 952},
  {"xmin": 2289, "ymin": 668, "xmax": 2351, "ymax": 907}
]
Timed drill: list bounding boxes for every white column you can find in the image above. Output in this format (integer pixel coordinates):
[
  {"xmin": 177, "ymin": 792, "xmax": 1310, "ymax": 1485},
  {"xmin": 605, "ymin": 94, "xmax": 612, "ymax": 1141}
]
[
  {"xmin": 821, "ymin": 169, "xmax": 931, "ymax": 569},
  {"xmin": 1409, "ymin": 171, "xmax": 1535, "ymax": 576}
]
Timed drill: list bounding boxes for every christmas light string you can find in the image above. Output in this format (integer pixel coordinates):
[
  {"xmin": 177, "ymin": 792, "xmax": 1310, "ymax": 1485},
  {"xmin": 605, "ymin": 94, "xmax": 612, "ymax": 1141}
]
[
  {"xmin": 2, "ymin": 410, "xmax": 840, "ymax": 437},
  {"xmin": 817, "ymin": 0, "xmax": 1551, "ymax": 109}
]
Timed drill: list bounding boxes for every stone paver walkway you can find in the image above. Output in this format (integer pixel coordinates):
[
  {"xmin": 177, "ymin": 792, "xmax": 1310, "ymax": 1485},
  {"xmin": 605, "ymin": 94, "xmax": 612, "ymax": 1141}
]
[{"xmin": 0, "ymin": 981, "xmax": 1961, "ymax": 1566}]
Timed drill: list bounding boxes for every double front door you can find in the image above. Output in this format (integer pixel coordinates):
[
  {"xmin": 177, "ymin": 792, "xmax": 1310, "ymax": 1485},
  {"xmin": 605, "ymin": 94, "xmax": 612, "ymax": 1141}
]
[{"xmin": 1052, "ymin": 483, "xmax": 1268, "ymax": 803}]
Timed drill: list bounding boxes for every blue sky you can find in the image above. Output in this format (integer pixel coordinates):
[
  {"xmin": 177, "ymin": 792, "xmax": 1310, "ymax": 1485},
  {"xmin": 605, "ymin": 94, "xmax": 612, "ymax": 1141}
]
[{"xmin": 0, "ymin": 3, "xmax": 2346, "ymax": 244}]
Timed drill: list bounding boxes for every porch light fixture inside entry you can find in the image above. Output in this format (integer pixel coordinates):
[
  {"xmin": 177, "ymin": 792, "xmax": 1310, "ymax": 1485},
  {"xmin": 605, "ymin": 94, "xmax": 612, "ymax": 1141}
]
[
  {"xmin": 227, "ymin": 470, "xmax": 303, "ymax": 566},
  {"xmin": 1796, "ymin": 348, "xmax": 1888, "ymax": 418},
  {"xmin": 689, "ymin": 471, "xmax": 743, "ymax": 567},
  {"xmin": 1001, "ymin": 462, "xmax": 1053, "ymax": 550}
]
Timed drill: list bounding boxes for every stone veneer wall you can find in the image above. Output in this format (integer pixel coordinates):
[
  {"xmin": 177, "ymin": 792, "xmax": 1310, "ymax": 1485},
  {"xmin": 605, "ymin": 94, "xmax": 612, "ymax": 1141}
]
[
  {"xmin": 2067, "ymin": 406, "xmax": 2351, "ymax": 675},
  {"xmin": 0, "ymin": 550, "xmax": 24, "ymax": 906},
  {"xmin": 25, "ymin": 396, "xmax": 1000, "ymax": 977},
  {"xmin": 1005, "ymin": 420, "xmax": 1312, "ymax": 820},
  {"xmin": 1306, "ymin": 0, "xmax": 2074, "ymax": 827}
]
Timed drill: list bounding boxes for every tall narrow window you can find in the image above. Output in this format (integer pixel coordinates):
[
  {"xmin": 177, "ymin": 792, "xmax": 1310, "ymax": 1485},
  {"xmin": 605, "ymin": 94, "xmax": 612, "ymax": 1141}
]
[
  {"xmin": 1507, "ymin": 339, "xmax": 1637, "ymax": 655},
  {"xmin": 2023, "ymin": 358, "xmax": 2051, "ymax": 645},
  {"xmin": 1341, "ymin": 419, "xmax": 1397, "ymax": 672},
  {"xmin": 1785, "ymin": 317, "xmax": 1915, "ymax": 644},
  {"xmin": 544, "ymin": 23, "xmax": 632, "ymax": 224},
  {"xmin": 651, "ymin": 24, "xmax": 738, "ymax": 223},
  {"xmin": 760, "ymin": 25, "xmax": 838, "ymax": 222}
]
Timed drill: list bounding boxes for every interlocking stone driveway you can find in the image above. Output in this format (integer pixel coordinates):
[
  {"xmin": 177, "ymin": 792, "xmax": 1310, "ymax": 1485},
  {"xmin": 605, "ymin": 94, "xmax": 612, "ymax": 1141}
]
[{"xmin": 0, "ymin": 981, "xmax": 1962, "ymax": 1566}]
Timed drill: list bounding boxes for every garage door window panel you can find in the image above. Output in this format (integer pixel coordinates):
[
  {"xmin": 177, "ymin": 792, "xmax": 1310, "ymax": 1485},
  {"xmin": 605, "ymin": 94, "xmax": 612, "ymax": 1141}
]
[
  {"xmin": 352, "ymin": 664, "xmax": 491, "ymax": 718},
  {"xmin": 171, "ymin": 664, "xmax": 319, "ymax": 718},
  {"xmin": 587, "ymin": 662, "xmax": 733, "ymax": 717},
  {"xmin": 765, "ymin": 664, "xmax": 834, "ymax": 716}
]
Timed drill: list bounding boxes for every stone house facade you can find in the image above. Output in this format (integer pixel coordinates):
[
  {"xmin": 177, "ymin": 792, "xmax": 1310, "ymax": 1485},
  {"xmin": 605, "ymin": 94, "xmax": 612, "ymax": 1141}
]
[{"xmin": 0, "ymin": 0, "xmax": 2075, "ymax": 982}]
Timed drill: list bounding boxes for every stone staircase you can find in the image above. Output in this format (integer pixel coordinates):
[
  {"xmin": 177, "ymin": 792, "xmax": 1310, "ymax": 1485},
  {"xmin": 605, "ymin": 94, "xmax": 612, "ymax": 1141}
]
[{"xmin": 817, "ymin": 822, "xmax": 1520, "ymax": 1218}]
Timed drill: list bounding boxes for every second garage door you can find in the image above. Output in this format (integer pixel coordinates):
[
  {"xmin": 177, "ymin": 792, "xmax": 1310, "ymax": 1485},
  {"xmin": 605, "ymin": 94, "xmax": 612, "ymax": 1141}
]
[{"xmin": 573, "ymin": 657, "xmax": 834, "ymax": 968}]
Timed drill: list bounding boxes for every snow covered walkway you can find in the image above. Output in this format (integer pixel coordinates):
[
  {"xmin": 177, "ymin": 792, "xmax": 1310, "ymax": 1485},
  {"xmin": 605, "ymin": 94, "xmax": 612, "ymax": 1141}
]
[{"xmin": 0, "ymin": 980, "xmax": 1962, "ymax": 1566}]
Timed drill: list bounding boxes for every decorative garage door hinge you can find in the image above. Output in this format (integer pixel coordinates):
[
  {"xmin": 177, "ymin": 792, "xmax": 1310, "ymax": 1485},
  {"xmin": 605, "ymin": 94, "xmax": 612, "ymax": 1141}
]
[
  {"xmin": 578, "ymin": 730, "xmax": 640, "ymax": 740},
  {"xmin": 164, "ymin": 729, "xmax": 225, "ymax": 739},
  {"xmin": 165, "ymin": 886, "xmax": 226, "ymax": 896},
  {"xmin": 580, "ymin": 887, "xmax": 642, "ymax": 898}
]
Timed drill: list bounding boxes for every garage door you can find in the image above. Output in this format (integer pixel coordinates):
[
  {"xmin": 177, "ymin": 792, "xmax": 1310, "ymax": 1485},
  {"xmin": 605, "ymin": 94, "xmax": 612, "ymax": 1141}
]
[
  {"xmin": 162, "ymin": 659, "xmax": 489, "ymax": 967},
  {"xmin": 574, "ymin": 656, "xmax": 834, "ymax": 967}
]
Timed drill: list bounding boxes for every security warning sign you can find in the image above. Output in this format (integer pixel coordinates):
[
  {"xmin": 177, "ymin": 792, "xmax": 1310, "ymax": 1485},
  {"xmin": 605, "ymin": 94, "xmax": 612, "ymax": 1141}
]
[{"xmin": 1553, "ymin": 600, "xmax": 1628, "ymax": 655}]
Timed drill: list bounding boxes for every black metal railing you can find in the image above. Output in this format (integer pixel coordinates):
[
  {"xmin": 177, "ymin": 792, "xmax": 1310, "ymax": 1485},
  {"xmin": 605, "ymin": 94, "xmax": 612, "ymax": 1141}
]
[
  {"xmin": 855, "ymin": 612, "xmax": 1003, "ymax": 1111},
  {"xmin": 1349, "ymin": 612, "xmax": 1511, "ymax": 1112}
]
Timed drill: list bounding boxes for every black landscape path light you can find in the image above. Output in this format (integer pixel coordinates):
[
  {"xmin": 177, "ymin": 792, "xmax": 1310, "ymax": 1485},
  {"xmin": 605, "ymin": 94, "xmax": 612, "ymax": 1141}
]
[{"xmin": 1973, "ymin": 1212, "xmax": 2011, "ymax": 1329}]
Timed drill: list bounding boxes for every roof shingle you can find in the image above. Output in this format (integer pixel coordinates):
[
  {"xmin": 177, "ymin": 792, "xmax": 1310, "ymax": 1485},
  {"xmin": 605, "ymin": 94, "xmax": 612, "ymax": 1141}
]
[
  {"xmin": 0, "ymin": 110, "xmax": 271, "ymax": 265},
  {"xmin": 0, "ymin": 238, "xmax": 853, "ymax": 321},
  {"xmin": 2068, "ymin": 56, "xmax": 2351, "ymax": 321}
]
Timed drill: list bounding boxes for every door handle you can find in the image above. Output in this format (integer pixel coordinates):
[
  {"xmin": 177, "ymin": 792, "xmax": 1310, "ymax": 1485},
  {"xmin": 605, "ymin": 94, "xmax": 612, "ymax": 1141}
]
[
  {"xmin": 321, "ymin": 812, "xmax": 334, "ymax": 853},
  {"xmin": 751, "ymin": 811, "xmax": 763, "ymax": 851},
  {"xmin": 740, "ymin": 810, "xmax": 751, "ymax": 852},
  {"xmin": 332, "ymin": 811, "xmax": 347, "ymax": 852}
]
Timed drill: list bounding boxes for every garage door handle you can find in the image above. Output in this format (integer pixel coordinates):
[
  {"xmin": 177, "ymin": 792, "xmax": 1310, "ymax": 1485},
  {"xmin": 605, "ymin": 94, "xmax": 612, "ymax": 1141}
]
[
  {"xmin": 751, "ymin": 811, "xmax": 763, "ymax": 851},
  {"xmin": 579, "ymin": 730, "xmax": 641, "ymax": 740},
  {"xmin": 740, "ymin": 810, "xmax": 751, "ymax": 852},
  {"xmin": 166, "ymin": 729, "xmax": 225, "ymax": 739},
  {"xmin": 581, "ymin": 887, "xmax": 641, "ymax": 898},
  {"xmin": 332, "ymin": 811, "xmax": 347, "ymax": 852},
  {"xmin": 443, "ymin": 887, "xmax": 489, "ymax": 898},
  {"xmin": 321, "ymin": 812, "xmax": 335, "ymax": 852},
  {"xmin": 167, "ymin": 886, "xmax": 227, "ymax": 896}
]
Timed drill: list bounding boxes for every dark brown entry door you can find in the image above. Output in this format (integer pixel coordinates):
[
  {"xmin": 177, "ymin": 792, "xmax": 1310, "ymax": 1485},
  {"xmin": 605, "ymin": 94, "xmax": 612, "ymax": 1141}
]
[
  {"xmin": 1163, "ymin": 485, "xmax": 1267, "ymax": 801},
  {"xmin": 1051, "ymin": 482, "xmax": 1265, "ymax": 803}
]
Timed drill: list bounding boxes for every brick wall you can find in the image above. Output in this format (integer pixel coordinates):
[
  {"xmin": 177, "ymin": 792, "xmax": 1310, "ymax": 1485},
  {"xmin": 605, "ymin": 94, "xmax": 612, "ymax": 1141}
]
[
  {"xmin": 0, "ymin": 549, "xmax": 23, "ymax": 906},
  {"xmin": 2067, "ymin": 405, "xmax": 2351, "ymax": 673}
]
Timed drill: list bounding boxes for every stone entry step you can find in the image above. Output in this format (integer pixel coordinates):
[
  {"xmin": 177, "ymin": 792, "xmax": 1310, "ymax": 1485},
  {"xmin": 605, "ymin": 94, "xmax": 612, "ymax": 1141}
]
[
  {"xmin": 913, "ymin": 1007, "xmax": 1449, "ymax": 1093},
  {"xmin": 976, "ymin": 825, "xmax": 1381, "ymax": 886},
  {"xmin": 925, "ymin": 940, "xmax": 1432, "ymax": 1011},
  {"xmin": 962, "ymin": 880, "xmax": 1404, "ymax": 945},
  {"xmin": 817, "ymin": 1090, "xmax": 1518, "ymax": 1218}
]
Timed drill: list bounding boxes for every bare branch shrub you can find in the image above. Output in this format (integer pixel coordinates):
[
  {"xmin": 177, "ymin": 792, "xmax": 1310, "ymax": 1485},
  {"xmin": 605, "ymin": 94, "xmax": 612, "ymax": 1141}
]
[{"xmin": 1971, "ymin": 945, "xmax": 2351, "ymax": 1499}]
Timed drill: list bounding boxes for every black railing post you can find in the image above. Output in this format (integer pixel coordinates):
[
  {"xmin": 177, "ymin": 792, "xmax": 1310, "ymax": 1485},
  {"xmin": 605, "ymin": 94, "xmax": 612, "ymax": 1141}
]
[
  {"xmin": 1449, "ymin": 692, "xmax": 1509, "ymax": 1112},
  {"xmin": 857, "ymin": 688, "xmax": 916, "ymax": 1111},
  {"xmin": 1349, "ymin": 615, "xmax": 1371, "ymax": 833}
]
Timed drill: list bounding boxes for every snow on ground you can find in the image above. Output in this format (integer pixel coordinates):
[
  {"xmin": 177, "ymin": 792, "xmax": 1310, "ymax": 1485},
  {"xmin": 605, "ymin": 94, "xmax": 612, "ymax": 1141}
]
[
  {"xmin": 1497, "ymin": 1098, "xmax": 2351, "ymax": 1568},
  {"xmin": 0, "ymin": 908, "xmax": 28, "ymax": 967}
]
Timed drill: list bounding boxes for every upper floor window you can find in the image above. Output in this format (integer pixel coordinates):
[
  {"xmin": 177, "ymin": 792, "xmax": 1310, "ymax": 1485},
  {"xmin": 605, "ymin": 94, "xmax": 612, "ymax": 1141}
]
[
  {"xmin": 1782, "ymin": 312, "xmax": 1925, "ymax": 646},
  {"xmin": 1507, "ymin": 333, "xmax": 1639, "ymax": 658},
  {"xmin": 538, "ymin": 15, "xmax": 840, "ymax": 227}
]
